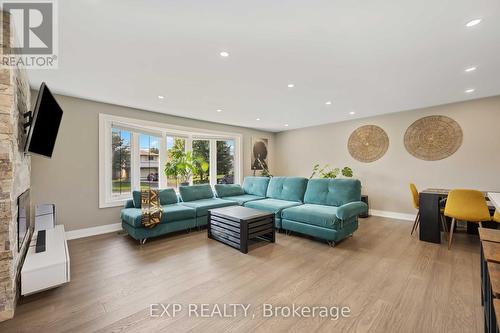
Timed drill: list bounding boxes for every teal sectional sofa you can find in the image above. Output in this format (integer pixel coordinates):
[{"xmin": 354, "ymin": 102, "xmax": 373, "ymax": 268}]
[
  {"xmin": 121, "ymin": 188, "xmax": 198, "ymax": 243},
  {"xmin": 216, "ymin": 176, "xmax": 367, "ymax": 245},
  {"xmin": 244, "ymin": 177, "xmax": 308, "ymax": 229},
  {"xmin": 121, "ymin": 185, "xmax": 237, "ymax": 243},
  {"xmin": 281, "ymin": 179, "xmax": 367, "ymax": 245},
  {"xmin": 214, "ymin": 176, "xmax": 270, "ymax": 205},
  {"xmin": 178, "ymin": 184, "xmax": 238, "ymax": 226},
  {"xmin": 121, "ymin": 177, "xmax": 367, "ymax": 246}
]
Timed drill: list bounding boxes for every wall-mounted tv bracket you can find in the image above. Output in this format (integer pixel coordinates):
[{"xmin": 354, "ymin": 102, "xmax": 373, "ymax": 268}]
[{"xmin": 23, "ymin": 111, "xmax": 32, "ymax": 133}]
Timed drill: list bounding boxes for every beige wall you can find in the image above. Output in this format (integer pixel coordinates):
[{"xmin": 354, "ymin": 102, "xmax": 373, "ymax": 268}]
[
  {"xmin": 275, "ymin": 96, "xmax": 500, "ymax": 215},
  {"xmin": 30, "ymin": 95, "xmax": 275, "ymax": 231},
  {"xmin": 31, "ymin": 94, "xmax": 500, "ymax": 231}
]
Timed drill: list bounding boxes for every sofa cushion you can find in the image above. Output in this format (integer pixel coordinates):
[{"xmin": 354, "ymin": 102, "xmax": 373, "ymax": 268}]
[
  {"xmin": 220, "ymin": 194, "xmax": 265, "ymax": 205},
  {"xmin": 304, "ymin": 179, "xmax": 361, "ymax": 207},
  {"xmin": 121, "ymin": 203, "xmax": 196, "ymax": 228},
  {"xmin": 244, "ymin": 198, "xmax": 302, "ymax": 219},
  {"xmin": 180, "ymin": 198, "xmax": 237, "ymax": 216},
  {"xmin": 266, "ymin": 177, "xmax": 308, "ymax": 202},
  {"xmin": 179, "ymin": 185, "xmax": 214, "ymax": 202},
  {"xmin": 214, "ymin": 184, "xmax": 245, "ymax": 198},
  {"xmin": 159, "ymin": 188, "xmax": 179, "ymax": 205},
  {"xmin": 242, "ymin": 177, "xmax": 270, "ymax": 197},
  {"xmin": 281, "ymin": 204, "xmax": 341, "ymax": 229},
  {"xmin": 132, "ymin": 189, "xmax": 179, "ymax": 208},
  {"xmin": 132, "ymin": 191, "xmax": 142, "ymax": 208}
]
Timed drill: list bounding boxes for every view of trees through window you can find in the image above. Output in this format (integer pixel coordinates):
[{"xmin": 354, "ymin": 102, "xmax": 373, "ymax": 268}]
[
  {"xmin": 111, "ymin": 127, "xmax": 236, "ymax": 195},
  {"xmin": 192, "ymin": 140, "xmax": 210, "ymax": 184},
  {"xmin": 166, "ymin": 137, "xmax": 186, "ymax": 189},
  {"xmin": 111, "ymin": 128, "xmax": 131, "ymax": 196},
  {"xmin": 217, "ymin": 140, "xmax": 235, "ymax": 184}
]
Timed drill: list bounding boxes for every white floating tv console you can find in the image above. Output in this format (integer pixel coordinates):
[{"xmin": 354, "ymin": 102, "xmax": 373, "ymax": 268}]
[{"xmin": 21, "ymin": 225, "xmax": 70, "ymax": 296}]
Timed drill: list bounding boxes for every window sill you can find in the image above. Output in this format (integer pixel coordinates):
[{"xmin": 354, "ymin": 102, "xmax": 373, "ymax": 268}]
[{"xmin": 99, "ymin": 197, "xmax": 130, "ymax": 209}]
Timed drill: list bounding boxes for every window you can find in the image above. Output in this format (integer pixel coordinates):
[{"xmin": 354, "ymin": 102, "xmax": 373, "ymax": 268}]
[
  {"xmin": 139, "ymin": 134, "xmax": 160, "ymax": 190},
  {"xmin": 111, "ymin": 128, "xmax": 131, "ymax": 197},
  {"xmin": 217, "ymin": 140, "xmax": 234, "ymax": 184},
  {"xmin": 99, "ymin": 114, "xmax": 243, "ymax": 208},
  {"xmin": 192, "ymin": 139, "xmax": 210, "ymax": 184},
  {"xmin": 166, "ymin": 136, "xmax": 186, "ymax": 190}
]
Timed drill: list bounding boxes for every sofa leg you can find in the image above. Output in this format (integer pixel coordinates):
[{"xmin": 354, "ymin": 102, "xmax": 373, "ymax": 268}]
[
  {"xmin": 327, "ymin": 241, "xmax": 336, "ymax": 247},
  {"xmin": 140, "ymin": 238, "xmax": 147, "ymax": 245}
]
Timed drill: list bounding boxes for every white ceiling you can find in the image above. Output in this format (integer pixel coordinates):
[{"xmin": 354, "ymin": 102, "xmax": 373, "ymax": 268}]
[{"xmin": 27, "ymin": 0, "xmax": 500, "ymax": 132}]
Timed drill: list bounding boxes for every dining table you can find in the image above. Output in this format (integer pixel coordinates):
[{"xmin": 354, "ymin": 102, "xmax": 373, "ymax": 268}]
[{"xmin": 419, "ymin": 189, "xmax": 499, "ymax": 244}]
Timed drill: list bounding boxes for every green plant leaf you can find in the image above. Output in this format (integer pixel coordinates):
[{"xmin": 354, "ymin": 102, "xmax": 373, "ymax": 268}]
[{"xmin": 341, "ymin": 167, "xmax": 353, "ymax": 177}]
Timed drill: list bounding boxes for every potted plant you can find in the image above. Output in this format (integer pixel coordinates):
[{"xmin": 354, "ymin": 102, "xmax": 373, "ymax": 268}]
[
  {"xmin": 309, "ymin": 164, "xmax": 353, "ymax": 179},
  {"xmin": 165, "ymin": 150, "xmax": 209, "ymax": 186}
]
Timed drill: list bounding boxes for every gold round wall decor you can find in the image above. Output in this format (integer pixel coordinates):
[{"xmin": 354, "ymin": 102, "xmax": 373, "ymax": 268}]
[
  {"xmin": 404, "ymin": 115, "xmax": 462, "ymax": 161},
  {"xmin": 348, "ymin": 125, "xmax": 389, "ymax": 163}
]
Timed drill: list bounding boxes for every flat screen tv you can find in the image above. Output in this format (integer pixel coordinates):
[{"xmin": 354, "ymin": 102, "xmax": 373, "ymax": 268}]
[{"xmin": 24, "ymin": 83, "xmax": 63, "ymax": 158}]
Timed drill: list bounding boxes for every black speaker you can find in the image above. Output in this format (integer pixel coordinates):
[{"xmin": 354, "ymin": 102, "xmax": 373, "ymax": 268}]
[{"xmin": 359, "ymin": 195, "xmax": 369, "ymax": 218}]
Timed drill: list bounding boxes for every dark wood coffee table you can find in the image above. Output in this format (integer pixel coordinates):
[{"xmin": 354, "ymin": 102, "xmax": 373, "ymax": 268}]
[{"xmin": 208, "ymin": 206, "xmax": 275, "ymax": 253}]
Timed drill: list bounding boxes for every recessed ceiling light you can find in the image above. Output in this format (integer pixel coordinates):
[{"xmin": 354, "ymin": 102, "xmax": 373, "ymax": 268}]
[
  {"xmin": 465, "ymin": 88, "xmax": 475, "ymax": 93},
  {"xmin": 349, "ymin": 111, "xmax": 356, "ymax": 115},
  {"xmin": 220, "ymin": 51, "xmax": 229, "ymax": 57},
  {"xmin": 325, "ymin": 101, "xmax": 332, "ymax": 105},
  {"xmin": 284, "ymin": 124, "xmax": 289, "ymax": 127},
  {"xmin": 158, "ymin": 95, "xmax": 165, "ymax": 100},
  {"xmin": 256, "ymin": 118, "xmax": 260, "ymax": 121},
  {"xmin": 465, "ymin": 66, "xmax": 477, "ymax": 72},
  {"xmin": 466, "ymin": 19, "xmax": 482, "ymax": 27},
  {"xmin": 287, "ymin": 83, "xmax": 295, "ymax": 88},
  {"xmin": 216, "ymin": 109, "xmax": 222, "ymax": 112}
]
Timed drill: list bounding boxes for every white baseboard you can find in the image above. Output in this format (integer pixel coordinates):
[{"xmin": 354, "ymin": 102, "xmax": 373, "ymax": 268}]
[
  {"xmin": 64, "ymin": 209, "xmax": 415, "ymax": 240},
  {"xmin": 65, "ymin": 222, "xmax": 122, "ymax": 240},
  {"xmin": 369, "ymin": 209, "xmax": 415, "ymax": 222}
]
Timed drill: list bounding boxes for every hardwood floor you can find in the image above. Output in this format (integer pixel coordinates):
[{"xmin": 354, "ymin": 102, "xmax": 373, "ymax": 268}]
[{"xmin": 0, "ymin": 216, "xmax": 482, "ymax": 333}]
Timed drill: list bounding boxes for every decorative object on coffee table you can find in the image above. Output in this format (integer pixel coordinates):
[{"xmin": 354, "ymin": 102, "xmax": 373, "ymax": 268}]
[
  {"xmin": 404, "ymin": 115, "xmax": 463, "ymax": 161},
  {"xmin": 348, "ymin": 125, "xmax": 389, "ymax": 163},
  {"xmin": 208, "ymin": 206, "xmax": 275, "ymax": 254}
]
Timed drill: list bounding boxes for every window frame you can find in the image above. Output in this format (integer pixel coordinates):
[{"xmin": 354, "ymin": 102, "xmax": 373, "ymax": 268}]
[{"xmin": 99, "ymin": 113, "xmax": 242, "ymax": 208}]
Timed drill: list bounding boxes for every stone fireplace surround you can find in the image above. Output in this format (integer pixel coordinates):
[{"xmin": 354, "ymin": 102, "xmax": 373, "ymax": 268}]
[{"xmin": 0, "ymin": 12, "xmax": 32, "ymax": 322}]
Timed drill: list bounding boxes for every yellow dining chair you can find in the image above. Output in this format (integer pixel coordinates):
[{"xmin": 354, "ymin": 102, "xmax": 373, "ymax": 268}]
[
  {"xmin": 410, "ymin": 184, "xmax": 420, "ymax": 235},
  {"xmin": 444, "ymin": 189, "xmax": 491, "ymax": 249},
  {"xmin": 410, "ymin": 183, "xmax": 448, "ymax": 237},
  {"xmin": 493, "ymin": 210, "xmax": 500, "ymax": 223}
]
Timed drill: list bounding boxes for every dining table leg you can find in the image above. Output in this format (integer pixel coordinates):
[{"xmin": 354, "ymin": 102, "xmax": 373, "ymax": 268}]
[{"xmin": 419, "ymin": 192, "xmax": 441, "ymax": 244}]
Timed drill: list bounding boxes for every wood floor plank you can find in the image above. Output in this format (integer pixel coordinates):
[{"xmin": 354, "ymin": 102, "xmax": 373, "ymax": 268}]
[{"xmin": 0, "ymin": 216, "xmax": 483, "ymax": 333}]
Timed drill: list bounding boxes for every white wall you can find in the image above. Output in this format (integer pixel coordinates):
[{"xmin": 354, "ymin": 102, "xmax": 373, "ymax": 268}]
[{"xmin": 274, "ymin": 96, "xmax": 500, "ymax": 214}]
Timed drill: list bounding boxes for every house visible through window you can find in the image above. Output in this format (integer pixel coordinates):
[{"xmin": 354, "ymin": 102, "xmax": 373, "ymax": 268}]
[{"xmin": 139, "ymin": 134, "xmax": 160, "ymax": 190}]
